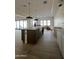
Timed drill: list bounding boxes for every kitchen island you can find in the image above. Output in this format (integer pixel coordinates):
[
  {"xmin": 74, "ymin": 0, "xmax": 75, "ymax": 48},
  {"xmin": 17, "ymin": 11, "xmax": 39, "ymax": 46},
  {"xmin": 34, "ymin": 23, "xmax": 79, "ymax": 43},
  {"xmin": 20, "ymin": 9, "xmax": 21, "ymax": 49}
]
[{"xmin": 21, "ymin": 27, "xmax": 44, "ymax": 44}]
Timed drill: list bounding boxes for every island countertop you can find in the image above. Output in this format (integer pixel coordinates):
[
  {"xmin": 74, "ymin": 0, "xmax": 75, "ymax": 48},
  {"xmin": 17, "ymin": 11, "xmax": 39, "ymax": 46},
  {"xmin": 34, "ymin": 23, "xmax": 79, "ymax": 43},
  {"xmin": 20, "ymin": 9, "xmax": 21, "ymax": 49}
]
[{"xmin": 16, "ymin": 26, "xmax": 43, "ymax": 31}]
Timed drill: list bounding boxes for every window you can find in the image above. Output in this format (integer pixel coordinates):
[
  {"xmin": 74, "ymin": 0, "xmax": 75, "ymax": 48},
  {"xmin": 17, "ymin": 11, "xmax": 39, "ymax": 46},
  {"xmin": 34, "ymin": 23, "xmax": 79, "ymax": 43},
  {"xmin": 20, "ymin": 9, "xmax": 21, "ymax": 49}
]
[
  {"xmin": 24, "ymin": 20, "xmax": 27, "ymax": 29},
  {"xmin": 20, "ymin": 21, "xmax": 23, "ymax": 29},
  {"xmin": 15, "ymin": 20, "xmax": 27, "ymax": 29},
  {"xmin": 47, "ymin": 20, "xmax": 50, "ymax": 26},
  {"xmin": 15, "ymin": 21, "xmax": 17, "ymax": 28},
  {"xmin": 40, "ymin": 20, "xmax": 50, "ymax": 26},
  {"xmin": 16, "ymin": 21, "xmax": 20, "ymax": 29},
  {"xmin": 44, "ymin": 20, "xmax": 46, "ymax": 26},
  {"xmin": 33, "ymin": 20, "xmax": 36, "ymax": 26},
  {"xmin": 40, "ymin": 20, "xmax": 43, "ymax": 26}
]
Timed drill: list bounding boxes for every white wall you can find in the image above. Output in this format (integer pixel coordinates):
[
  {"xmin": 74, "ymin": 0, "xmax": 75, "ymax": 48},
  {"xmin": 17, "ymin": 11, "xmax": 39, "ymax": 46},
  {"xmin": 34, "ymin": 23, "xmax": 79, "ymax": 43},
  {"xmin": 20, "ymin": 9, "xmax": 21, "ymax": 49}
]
[
  {"xmin": 53, "ymin": 0, "xmax": 62, "ymax": 16},
  {"xmin": 54, "ymin": 3, "xmax": 64, "ymax": 28},
  {"xmin": 54, "ymin": 3, "xmax": 64, "ymax": 57}
]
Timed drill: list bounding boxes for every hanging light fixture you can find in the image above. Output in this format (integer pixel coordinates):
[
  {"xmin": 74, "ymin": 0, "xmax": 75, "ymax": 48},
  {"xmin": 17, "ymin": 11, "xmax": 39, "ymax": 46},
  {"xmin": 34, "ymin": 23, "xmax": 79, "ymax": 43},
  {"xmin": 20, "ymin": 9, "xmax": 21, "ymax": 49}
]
[
  {"xmin": 34, "ymin": 14, "xmax": 38, "ymax": 21},
  {"xmin": 26, "ymin": 0, "xmax": 33, "ymax": 19},
  {"xmin": 34, "ymin": 18, "xmax": 38, "ymax": 21},
  {"xmin": 34, "ymin": 7, "xmax": 39, "ymax": 21}
]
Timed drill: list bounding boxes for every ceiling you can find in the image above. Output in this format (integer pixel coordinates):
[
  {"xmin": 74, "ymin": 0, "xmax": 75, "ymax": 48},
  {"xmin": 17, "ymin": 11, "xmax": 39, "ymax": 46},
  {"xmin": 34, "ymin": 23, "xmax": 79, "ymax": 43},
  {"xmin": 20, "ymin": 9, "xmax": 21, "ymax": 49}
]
[{"xmin": 15, "ymin": 0, "xmax": 54, "ymax": 18}]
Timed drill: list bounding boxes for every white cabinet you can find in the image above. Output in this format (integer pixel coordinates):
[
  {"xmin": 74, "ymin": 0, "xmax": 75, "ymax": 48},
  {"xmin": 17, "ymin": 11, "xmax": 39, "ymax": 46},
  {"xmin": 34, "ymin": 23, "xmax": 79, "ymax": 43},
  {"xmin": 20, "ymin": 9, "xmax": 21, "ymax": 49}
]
[{"xmin": 56, "ymin": 28, "xmax": 64, "ymax": 57}]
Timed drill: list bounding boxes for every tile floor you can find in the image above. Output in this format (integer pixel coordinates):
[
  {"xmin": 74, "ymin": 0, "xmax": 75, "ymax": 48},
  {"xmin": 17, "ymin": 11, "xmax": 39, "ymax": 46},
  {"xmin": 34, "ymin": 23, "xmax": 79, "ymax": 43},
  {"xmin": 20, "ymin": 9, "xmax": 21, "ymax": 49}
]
[{"xmin": 15, "ymin": 30, "xmax": 63, "ymax": 59}]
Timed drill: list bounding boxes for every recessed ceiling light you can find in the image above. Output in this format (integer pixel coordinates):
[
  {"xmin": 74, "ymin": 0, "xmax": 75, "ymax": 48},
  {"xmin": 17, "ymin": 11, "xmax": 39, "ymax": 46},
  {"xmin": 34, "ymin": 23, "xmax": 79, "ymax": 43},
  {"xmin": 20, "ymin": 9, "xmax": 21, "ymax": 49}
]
[
  {"xmin": 58, "ymin": 4, "xmax": 62, "ymax": 7},
  {"xmin": 23, "ymin": 5, "xmax": 27, "ymax": 7},
  {"xmin": 43, "ymin": 1, "xmax": 47, "ymax": 4}
]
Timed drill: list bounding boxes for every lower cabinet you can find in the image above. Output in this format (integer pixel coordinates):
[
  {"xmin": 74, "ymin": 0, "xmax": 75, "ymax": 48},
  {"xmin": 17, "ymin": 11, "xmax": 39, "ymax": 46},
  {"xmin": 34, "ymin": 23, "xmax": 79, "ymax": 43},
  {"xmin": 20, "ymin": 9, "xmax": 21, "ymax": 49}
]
[
  {"xmin": 27, "ymin": 28, "xmax": 42, "ymax": 44},
  {"xmin": 56, "ymin": 28, "xmax": 64, "ymax": 57}
]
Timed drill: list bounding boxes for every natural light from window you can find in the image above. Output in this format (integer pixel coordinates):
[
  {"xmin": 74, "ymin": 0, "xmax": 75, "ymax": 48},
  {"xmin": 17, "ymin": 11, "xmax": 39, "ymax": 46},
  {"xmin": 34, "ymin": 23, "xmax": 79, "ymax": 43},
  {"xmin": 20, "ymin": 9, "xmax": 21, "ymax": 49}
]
[
  {"xmin": 15, "ymin": 20, "xmax": 27, "ymax": 29},
  {"xmin": 40, "ymin": 20, "xmax": 50, "ymax": 26}
]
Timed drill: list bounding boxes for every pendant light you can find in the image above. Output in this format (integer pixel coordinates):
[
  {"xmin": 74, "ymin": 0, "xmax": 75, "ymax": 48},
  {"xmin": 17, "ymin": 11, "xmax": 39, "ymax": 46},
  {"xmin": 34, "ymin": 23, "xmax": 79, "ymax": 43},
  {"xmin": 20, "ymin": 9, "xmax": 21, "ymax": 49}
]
[
  {"xmin": 26, "ymin": 0, "xmax": 33, "ymax": 19},
  {"xmin": 34, "ymin": 19, "xmax": 38, "ymax": 21},
  {"xmin": 34, "ymin": 8, "xmax": 39, "ymax": 21}
]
